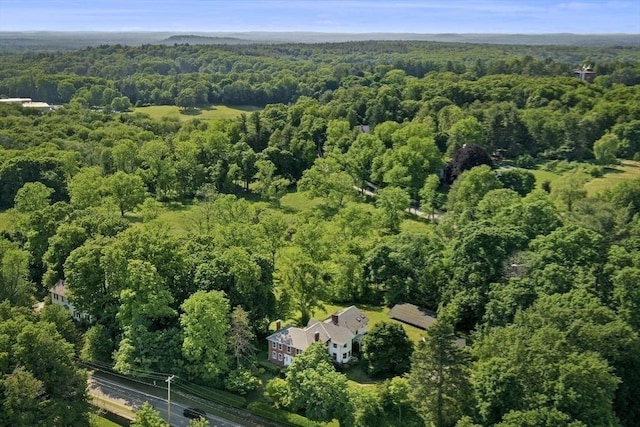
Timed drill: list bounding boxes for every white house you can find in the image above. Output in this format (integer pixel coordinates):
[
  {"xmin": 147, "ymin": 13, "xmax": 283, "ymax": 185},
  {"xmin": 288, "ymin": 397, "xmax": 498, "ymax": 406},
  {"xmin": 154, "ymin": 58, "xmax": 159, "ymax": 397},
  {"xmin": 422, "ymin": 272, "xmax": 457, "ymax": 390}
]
[
  {"xmin": 50, "ymin": 281, "xmax": 92, "ymax": 322},
  {"xmin": 266, "ymin": 305, "xmax": 369, "ymax": 367}
]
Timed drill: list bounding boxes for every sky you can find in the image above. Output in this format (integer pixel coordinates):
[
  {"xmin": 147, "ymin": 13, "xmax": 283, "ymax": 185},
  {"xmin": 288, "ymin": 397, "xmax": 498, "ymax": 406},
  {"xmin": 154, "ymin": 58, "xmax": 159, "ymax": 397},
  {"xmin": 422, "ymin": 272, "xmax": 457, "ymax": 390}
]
[{"xmin": 0, "ymin": 0, "xmax": 639, "ymax": 34}]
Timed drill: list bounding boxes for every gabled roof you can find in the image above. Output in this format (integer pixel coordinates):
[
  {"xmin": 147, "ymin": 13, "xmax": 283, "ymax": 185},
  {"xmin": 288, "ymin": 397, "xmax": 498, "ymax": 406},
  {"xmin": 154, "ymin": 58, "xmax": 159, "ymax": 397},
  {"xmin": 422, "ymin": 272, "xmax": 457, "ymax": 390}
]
[
  {"xmin": 389, "ymin": 303, "xmax": 437, "ymax": 330},
  {"xmin": 50, "ymin": 280, "xmax": 67, "ymax": 297},
  {"xmin": 331, "ymin": 305, "xmax": 369, "ymax": 334},
  {"xmin": 267, "ymin": 306, "xmax": 369, "ymax": 349}
]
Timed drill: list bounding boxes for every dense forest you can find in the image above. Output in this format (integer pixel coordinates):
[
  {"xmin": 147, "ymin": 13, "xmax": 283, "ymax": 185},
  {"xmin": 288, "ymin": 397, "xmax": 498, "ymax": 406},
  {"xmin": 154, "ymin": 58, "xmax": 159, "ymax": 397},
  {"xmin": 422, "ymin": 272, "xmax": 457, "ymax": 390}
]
[{"xmin": 1, "ymin": 40, "xmax": 639, "ymax": 427}]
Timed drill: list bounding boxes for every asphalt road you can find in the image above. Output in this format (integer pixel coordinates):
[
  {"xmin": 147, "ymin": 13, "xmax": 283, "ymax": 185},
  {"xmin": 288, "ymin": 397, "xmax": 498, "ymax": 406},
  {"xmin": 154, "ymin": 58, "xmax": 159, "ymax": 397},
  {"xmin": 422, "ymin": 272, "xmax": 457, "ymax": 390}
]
[{"xmin": 90, "ymin": 375, "xmax": 244, "ymax": 427}]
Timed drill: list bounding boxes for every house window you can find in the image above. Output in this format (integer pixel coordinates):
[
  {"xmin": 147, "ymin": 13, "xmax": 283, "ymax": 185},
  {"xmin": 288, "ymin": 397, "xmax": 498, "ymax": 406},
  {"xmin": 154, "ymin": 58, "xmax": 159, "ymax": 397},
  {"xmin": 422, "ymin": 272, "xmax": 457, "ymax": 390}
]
[
  {"xmin": 272, "ymin": 351, "xmax": 276, "ymax": 359},
  {"xmin": 333, "ymin": 343, "xmax": 337, "ymax": 348},
  {"xmin": 343, "ymin": 343, "xmax": 347, "ymax": 348},
  {"xmin": 278, "ymin": 343, "xmax": 282, "ymax": 350},
  {"xmin": 278, "ymin": 353, "xmax": 283, "ymax": 361},
  {"xmin": 272, "ymin": 341, "xmax": 276, "ymax": 349},
  {"xmin": 296, "ymin": 349, "xmax": 301, "ymax": 355},
  {"xmin": 343, "ymin": 353, "xmax": 347, "ymax": 359},
  {"xmin": 287, "ymin": 346, "xmax": 291, "ymax": 353}
]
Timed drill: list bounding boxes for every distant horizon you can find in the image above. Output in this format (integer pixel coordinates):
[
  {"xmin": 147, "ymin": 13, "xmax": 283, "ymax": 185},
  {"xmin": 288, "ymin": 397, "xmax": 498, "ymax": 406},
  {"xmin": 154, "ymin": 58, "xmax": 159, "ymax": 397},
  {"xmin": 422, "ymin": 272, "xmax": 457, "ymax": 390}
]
[
  {"xmin": 1, "ymin": 1, "xmax": 639, "ymax": 34},
  {"xmin": 1, "ymin": 30, "xmax": 638, "ymax": 36}
]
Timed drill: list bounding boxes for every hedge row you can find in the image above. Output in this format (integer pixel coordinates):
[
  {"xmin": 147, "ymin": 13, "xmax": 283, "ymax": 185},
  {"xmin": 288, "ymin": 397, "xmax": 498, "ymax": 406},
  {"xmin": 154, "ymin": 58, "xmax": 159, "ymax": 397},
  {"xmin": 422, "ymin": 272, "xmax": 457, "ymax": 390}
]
[{"xmin": 247, "ymin": 402, "xmax": 323, "ymax": 427}]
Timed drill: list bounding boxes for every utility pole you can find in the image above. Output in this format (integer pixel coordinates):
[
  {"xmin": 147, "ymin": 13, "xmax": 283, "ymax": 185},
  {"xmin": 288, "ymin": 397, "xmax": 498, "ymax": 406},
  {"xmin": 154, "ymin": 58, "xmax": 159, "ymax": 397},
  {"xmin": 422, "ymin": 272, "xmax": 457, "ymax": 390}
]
[{"xmin": 166, "ymin": 375, "xmax": 175, "ymax": 425}]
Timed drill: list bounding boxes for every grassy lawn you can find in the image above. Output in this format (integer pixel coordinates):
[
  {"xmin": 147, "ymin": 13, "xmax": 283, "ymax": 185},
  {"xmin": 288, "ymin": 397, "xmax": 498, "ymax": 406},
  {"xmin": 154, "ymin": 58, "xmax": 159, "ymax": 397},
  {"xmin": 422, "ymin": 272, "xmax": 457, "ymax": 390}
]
[
  {"xmin": 530, "ymin": 167, "xmax": 562, "ymax": 189},
  {"xmin": 92, "ymin": 415, "xmax": 122, "ymax": 427},
  {"xmin": 584, "ymin": 160, "xmax": 640, "ymax": 196},
  {"xmin": 133, "ymin": 104, "xmax": 261, "ymax": 123}
]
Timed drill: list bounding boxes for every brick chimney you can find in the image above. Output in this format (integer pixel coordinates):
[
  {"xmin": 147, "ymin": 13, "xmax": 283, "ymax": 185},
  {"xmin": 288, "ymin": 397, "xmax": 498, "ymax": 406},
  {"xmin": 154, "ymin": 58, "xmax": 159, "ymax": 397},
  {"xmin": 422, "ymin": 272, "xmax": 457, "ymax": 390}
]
[
  {"xmin": 314, "ymin": 331, "xmax": 320, "ymax": 342},
  {"xmin": 276, "ymin": 320, "xmax": 281, "ymax": 330},
  {"xmin": 331, "ymin": 314, "xmax": 339, "ymax": 325}
]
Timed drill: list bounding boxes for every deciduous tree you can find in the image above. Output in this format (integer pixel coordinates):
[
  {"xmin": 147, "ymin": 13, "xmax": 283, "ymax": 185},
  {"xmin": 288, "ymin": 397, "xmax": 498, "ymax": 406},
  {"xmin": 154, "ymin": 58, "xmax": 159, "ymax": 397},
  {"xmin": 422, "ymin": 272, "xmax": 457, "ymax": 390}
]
[
  {"xmin": 180, "ymin": 290, "xmax": 230, "ymax": 382},
  {"xmin": 362, "ymin": 322, "xmax": 413, "ymax": 378}
]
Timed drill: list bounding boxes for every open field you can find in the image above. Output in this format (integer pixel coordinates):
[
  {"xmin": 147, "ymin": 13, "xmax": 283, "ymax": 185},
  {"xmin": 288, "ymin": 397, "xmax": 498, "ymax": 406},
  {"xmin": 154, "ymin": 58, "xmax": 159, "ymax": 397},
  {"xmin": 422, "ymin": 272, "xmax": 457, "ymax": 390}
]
[
  {"xmin": 585, "ymin": 160, "xmax": 640, "ymax": 196},
  {"xmin": 133, "ymin": 104, "xmax": 261, "ymax": 122},
  {"xmin": 530, "ymin": 168, "xmax": 562, "ymax": 189}
]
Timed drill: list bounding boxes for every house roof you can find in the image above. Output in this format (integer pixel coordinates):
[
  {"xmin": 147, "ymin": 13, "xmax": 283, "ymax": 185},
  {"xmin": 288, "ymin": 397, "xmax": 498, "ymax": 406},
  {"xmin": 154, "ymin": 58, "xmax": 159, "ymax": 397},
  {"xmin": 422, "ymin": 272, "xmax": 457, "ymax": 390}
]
[
  {"xmin": 389, "ymin": 303, "xmax": 437, "ymax": 330},
  {"xmin": 331, "ymin": 305, "xmax": 369, "ymax": 335},
  {"xmin": 267, "ymin": 306, "xmax": 368, "ymax": 349},
  {"xmin": 50, "ymin": 280, "xmax": 67, "ymax": 297}
]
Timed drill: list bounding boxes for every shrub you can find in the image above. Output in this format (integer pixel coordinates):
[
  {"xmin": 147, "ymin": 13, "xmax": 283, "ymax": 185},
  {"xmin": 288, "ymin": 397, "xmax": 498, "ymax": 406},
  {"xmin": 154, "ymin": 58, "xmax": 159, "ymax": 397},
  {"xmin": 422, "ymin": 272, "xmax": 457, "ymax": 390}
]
[{"xmin": 224, "ymin": 369, "xmax": 261, "ymax": 395}]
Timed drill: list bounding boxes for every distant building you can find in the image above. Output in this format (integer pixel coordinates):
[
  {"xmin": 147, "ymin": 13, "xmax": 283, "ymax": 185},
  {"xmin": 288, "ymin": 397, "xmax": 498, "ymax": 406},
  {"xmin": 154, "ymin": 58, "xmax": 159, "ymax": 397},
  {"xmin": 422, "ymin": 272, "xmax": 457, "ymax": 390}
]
[
  {"xmin": 266, "ymin": 305, "xmax": 369, "ymax": 367},
  {"xmin": 0, "ymin": 97, "xmax": 53, "ymax": 111},
  {"xmin": 50, "ymin": 281, "xmax": 92, "ymax": 322},
  {"xmin": 573, "ymin": 65, "xmax": 596, "ymax": 82}
]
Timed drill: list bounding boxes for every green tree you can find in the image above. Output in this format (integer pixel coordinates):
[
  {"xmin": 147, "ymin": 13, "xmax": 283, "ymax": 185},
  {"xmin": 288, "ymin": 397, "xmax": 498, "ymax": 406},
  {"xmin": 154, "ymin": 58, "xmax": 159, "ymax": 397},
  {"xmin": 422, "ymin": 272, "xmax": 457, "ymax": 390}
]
[
  {"xmin": 43, "ymin": 222, "xmax": 88, "ymax": 288},
  {"xmin": 550, "ymin": 171, "xmax": 588, "ymax": 212},
  {"xmin": 345, "ymin": 133, "xmax": 385, "ymax": 190},
  {"xmin": 409, "ymin": 321, "xmax": 472, "ymax": 427},
  {"xmin": 496, "ymin": 168, "xmax": 535, "ymax": 196},
  {"xmin": 612, "ymin": 267, "xmax": 640, "ymax": 331},
  {"xmin": 380, "ymin": 376, "xmax": 421, "ymax": 427},
  {"xmin": 593, "ymin": 133, "xmax": 620, "ymax": 165},
  {"xmin": 447, "ymin": 116, "xmax": 487, "ymax": 156},
  {"xmin": 257, "ymin": 209, "xmax": 289, "ymax": 269},
  {"xmin": 253, "ymin": 159, "xmax": 288, "ymax": 204},
  {"xmin": 11, "ymin": 320, "xmax": 90, "ymax": 426},
  {"xmin": 106, "ymin": 171, "xmax": 147, "ymax": 216},
  {"xmin": 110, "ymin": 95, "xmax": 132, "ymax": 112},
  {"xmin": 495, "ymin": 408, "xmax": 586, "ymax": 427},
  {"xmin": 362, "ymin": 322, "xmax": 413, "ymax": 378},
  {"xmin": 180, "ymin": 290, "xmax": 230, "ymax": 382},
  {"xmin": 176, "ymin": 87, "xmax": 197, "ymax": 110},
  {"xmin": 0, "ymin": 242, "xmax": 34, "ymax": 306},
  {"xmin": 278, "ymin": 343, "xmax": 353, "ymax": 424},
  {"xmin": 81, "ymin": 324, "xmax": 115, "ymax": 363},
  {"xmin": 13, "ymin": 181, "xmax": 54, "ymax": 213},
  {"xmin": 298, "ymin": 155, "xmax": 354, "ymax": 214},
  {"xmin": 419, "ymin": 174, "xmax": 441, "ymax": 220},
  {"xmin": 278, "ymin": 249, "xmax": 327, "ymax": 325},
  {"xmin": 68, "ymin": 167, "xmax": 104, "ymax": 209},
  {"xmin": 224, "ymin": 369, "xmax": 260, "ymax": 395},
  {"xmin": 112, "ymin": 139, "xmax": 138, "ymax": 173},
  {"xmin": 376, "ymin": 186, "xmax": 410, "ymax": 233},
  {"xmin": 1, "ymin": 367, "xmax": 45, "ymax": 427},
  {"xmin": 447, "ymin": 165, "xmax": 502, "ymax": 216},
  {"xmin": 131, "ymin": 402, "xmax": 168, "ymax": 427}
]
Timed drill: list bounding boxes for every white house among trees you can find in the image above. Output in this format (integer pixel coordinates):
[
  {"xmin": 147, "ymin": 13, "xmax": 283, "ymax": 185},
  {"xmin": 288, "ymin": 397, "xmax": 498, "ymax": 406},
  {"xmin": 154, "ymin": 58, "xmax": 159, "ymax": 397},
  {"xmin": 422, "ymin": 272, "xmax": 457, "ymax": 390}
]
[
  {"xmin": 50, "ymin": 280, "xmax": 92, "ymax": 322},
  {"xmin": 266, "ymin": 305, "xmax": 369, "ymax": 367}
]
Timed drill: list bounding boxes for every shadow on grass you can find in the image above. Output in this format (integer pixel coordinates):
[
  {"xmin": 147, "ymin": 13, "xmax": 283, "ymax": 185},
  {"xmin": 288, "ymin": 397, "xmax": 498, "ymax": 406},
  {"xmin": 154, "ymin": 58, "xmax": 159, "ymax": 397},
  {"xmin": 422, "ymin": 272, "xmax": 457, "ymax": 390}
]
[
  {"xmin": 344, "ymin": 362, "xmax": 378, "ymax": 385},
  {"xmin": 602, "ymin": 166, "xmax": 625, "ymax": 174},
  {"xmin": 358, "ymin": 304, "xmax": 385, "ymax": 313},
  {"xmin": 179, "ymin": 108, "xmax": 203, "ymax": 116},
  {"xmin": 163, "ymin": 200, "xmax": 192, "ymax": 211}
]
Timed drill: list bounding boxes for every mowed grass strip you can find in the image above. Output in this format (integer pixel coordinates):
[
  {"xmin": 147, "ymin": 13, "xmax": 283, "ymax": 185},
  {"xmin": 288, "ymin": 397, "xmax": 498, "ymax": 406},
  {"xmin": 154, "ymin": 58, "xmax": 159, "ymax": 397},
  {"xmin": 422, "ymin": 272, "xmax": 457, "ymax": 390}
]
[{"xmin": 133, "ymin": 104, "xmax": 261, "ymax": 122}]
